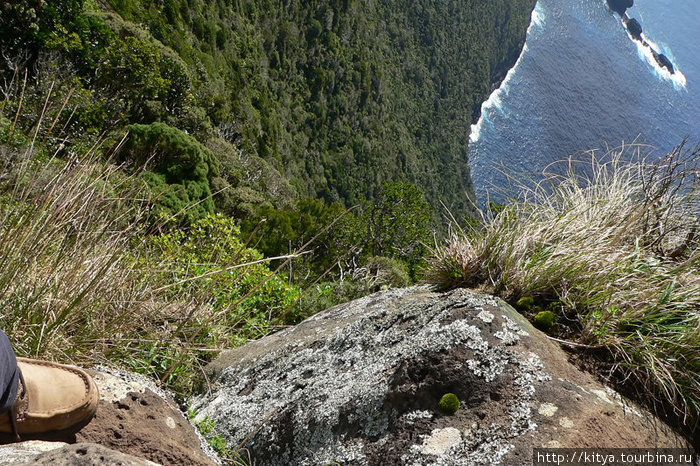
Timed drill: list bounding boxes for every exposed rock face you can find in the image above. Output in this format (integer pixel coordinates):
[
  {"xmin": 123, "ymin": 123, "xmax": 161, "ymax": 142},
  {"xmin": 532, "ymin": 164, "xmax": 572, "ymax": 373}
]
[
  {"xmin": 77, "ymin": 369, "xmax": 217, "ymax": 466},
  {"xmin": 606, "ymin": 0, "xmax": 633, "ymax": 15},
  {"xmin": 192, "ymin": 287, "xmax": 688, "ymax": 465},
  {"xmin": 16, "ymin": 443, "xmax": 158, "ymax": 465},
  {"xmin": 655, "ymin": 53, "xmax": 675, "ymax": 73},
  {"xmin": 626, "ymin": 18, "xmax": 643, "ymax": 40},
  {"xmin": 0, "ymin": 368, "xmax": 218, "ymax": 466}
]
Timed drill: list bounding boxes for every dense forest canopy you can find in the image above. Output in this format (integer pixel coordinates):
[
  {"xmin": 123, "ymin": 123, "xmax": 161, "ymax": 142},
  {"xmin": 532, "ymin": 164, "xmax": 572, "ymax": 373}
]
[{"xmin": 1, "ymin": 0, "xmax": 535, "ymax": 221}]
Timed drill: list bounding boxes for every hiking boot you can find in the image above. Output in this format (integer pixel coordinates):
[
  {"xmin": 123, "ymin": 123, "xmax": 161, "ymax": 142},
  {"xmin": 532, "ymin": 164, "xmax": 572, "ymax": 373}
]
[{"xmin": 0, "ymin": 358, "xmax": 99, "ymax": 441}]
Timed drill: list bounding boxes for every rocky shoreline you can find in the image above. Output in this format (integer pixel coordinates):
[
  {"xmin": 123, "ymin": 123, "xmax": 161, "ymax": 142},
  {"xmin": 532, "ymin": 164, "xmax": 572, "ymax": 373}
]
[{"xmin": 606, "ymin": 0, "xmax": 675, "ymax": 73}]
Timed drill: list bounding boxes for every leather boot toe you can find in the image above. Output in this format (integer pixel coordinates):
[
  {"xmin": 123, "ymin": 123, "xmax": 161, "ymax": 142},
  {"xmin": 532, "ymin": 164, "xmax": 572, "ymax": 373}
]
[{"xmin": 0, "ymin": 358, "xmax": 99, "ymax": 441}]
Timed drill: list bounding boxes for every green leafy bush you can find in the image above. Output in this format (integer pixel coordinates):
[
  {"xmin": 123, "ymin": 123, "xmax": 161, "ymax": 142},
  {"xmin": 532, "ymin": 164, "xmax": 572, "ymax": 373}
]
[
  {"xmin": 146, "ymin": 213, "xmax": 302, "ymax": 343},
  {"xmin": 124, "ymin": 122, "xmax": 219, "ymax": 222},
  {"xmin": 190, "ymin": 415, "xmax": 233, "ymax": 459}
]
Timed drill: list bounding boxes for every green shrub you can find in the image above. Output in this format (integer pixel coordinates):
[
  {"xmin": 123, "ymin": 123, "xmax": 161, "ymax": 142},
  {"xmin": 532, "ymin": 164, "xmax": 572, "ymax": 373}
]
[
  {"xmin": 146, "ymin": 213, "xmax": 302, "ymax": 342},
  {"xmin": 438, "ymin": 393, "xmax": 460, "ymax": 415},
  {"xmin": 124, "ymin": 122, "xmax": 219, "ymax": 222},
  {"xmin": 364, "ymin": 256, "xmax": 411, "ymax": 289},
  {"xmin": 299, "ymin": 256, "xmax": 412, "ymax": 318},
  {"xmin": 363, "ymin": 181, "xmax": 433, "ymax": 276},
  {"xmin": 0, "ymin": 131, "xmax": 301, "ymax": 397},
  {"xmin": 190, "ymin": 415, "xmax": 233, "ymax": 459}
]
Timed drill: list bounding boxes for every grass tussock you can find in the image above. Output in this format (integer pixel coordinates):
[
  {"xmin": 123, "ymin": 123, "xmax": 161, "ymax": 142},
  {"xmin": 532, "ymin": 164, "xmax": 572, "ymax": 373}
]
[
  {"xmin": 427, "ymin": 144, "xmax": 700, "ymax": 432},
  {"xmin": 0, "ymin": 146, "xmax": 150, "ymax": 360},
  {"xmin": 0, "ymin": 140, "xmax": 303, "ymax": 396}
]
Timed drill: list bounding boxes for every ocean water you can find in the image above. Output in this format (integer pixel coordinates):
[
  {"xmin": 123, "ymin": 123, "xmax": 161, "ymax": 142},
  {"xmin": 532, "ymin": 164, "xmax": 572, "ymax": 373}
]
[{"xmin": 468, "ymin": 0, "xmax": 700, "ymax": 204}]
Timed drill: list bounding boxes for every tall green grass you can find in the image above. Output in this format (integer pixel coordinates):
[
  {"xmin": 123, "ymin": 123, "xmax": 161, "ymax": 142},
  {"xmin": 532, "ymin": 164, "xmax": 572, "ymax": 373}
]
[
  {"xmin": 0, "ymin": 145, "xmax": 147, "ymax": 358},
  {"xmin": 428, "ymin": 144, "xmax": 699, "ymax": 433}
]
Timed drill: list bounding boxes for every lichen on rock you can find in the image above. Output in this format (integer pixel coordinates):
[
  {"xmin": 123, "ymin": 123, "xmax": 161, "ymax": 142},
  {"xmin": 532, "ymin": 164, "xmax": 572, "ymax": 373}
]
[{"xmin": 191, "ymin": 286, "xmax": 689, "ymax": 465}]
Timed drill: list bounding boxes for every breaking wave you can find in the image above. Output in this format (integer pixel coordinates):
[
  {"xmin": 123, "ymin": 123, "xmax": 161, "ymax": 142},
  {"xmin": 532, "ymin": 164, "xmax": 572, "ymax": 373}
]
[{"xmin": 469, "ymin": 3, "xmax": 544, "ymax": 144}]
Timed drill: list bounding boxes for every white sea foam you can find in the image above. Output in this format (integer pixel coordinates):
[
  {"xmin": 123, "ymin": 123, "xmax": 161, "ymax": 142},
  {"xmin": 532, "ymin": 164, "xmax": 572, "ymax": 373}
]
[
  {"xmin": 611, "ymin": 7, "xmax": 688, "ymax": 90},
  {"xmin": 531, "ymin": 2, "xmax": 546, "ymax": 30},
  {"xmin": 633, "ymin": 34, "xmax": 687, "ymax": 90},
  {"xmin": 469, "ymin": 3, "xmax": 543, "ymax": 144}
]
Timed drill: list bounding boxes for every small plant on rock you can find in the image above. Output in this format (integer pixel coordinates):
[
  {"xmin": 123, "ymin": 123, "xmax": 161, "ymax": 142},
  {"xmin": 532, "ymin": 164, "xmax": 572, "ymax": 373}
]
[
  {"xmin": 533, "ymin": 310, "xmax": 556, "ymax": 332},
  {"xmin": 438, "ymin": 393, "xmax": 460, "ymax": 415},
  {"xmin": 516, "ymin": 296, "xmax": 534, "ymax": 310}
]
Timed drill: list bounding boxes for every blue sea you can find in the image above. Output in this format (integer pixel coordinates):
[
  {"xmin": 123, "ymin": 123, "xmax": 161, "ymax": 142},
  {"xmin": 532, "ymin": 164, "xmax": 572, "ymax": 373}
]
[{"xmin": 468, "ymin": 0, "xmax": 700, "ymax": 204}]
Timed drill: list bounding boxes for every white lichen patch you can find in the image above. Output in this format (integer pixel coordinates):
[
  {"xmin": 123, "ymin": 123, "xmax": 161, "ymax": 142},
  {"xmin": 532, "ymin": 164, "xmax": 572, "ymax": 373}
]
[
  {"xmin": 503, "ymin": 315, "xmax": 529, "ymax": 336},
  {"xmin": 90, "ymin": 370, "xmax": 146, "ymax": 403},
  {"xmin": 603, "ymin": 386, "xmax": 643, "ymax": 418},
  {"xmin": 465, "ymin": 350, "xmax": 510, "ymax": 383},
  {"xmin": 604, "ymin": 385, "xmax": 623, "ymax": 402},
  {"xmin": 403, "ymin": 410, "xmax": 434, "ymax": 424},
  {"xmin": 402, "ymin": 310, "xmax": 549, "ymax": 464},
  {"xmin": 558, "ymin": 417, "xmax": 574, "ymax": 428},
  {"xmin": 510, "ymin": 401, "xmax": 536, "ymax": 434},
  {"xmin": 590, "ymin": 389, "xmax": 614, "ymax": 405},
  {"xmin": 420, "ymin": 427, "xmax": 463, "ymax": 455},
  {"xmin": 477, "ymin": 310, "xmax": 495, "ymax": 323},
  {"xmin": 538, "ymin": 403, "xmax": 558, "ymax": 417},
  {"xmin": 494, "ymin": 328, "xmax": 520, "ymax": 345},
  {"xmin": 621, "ymin": 403, "xmax": 643, "ymax": 418},
  {"xmin": 462, "ymin": 422, "xmax": 479, "ymax": 439},
  {"xmin": 494, "ymin": 316, "xmax": 528, "ymax": 345}
]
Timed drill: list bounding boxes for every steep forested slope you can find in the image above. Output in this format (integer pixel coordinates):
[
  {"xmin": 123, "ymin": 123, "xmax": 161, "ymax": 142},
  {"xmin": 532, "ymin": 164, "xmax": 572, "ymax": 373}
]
[
  {"xmin": 106, "ymin": 0, "xmax": 535, "ymax": 216},
  {"xmin": 1, "ymin": 0, "xmax": 534, "ymax": 219},
  {"xmin": 0, "ymin": 0, "xmax": 536, "ymax": 405}
]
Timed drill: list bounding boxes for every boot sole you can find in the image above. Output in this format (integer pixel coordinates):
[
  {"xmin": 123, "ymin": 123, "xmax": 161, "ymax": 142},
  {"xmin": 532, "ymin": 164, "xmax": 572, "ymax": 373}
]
[{"xmin": 0, "ymin": 409, "xmax": 97, "ymax": 443}]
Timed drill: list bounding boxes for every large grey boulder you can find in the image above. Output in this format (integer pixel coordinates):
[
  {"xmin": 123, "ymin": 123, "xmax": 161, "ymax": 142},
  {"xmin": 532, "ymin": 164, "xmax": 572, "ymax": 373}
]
[{"xmin": 192, "ymin": 287, "xmax": 689, "ymax": 465}]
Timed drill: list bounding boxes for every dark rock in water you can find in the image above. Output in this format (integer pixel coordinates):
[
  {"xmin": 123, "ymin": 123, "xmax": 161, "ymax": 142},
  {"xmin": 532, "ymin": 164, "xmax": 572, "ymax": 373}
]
[
  {"xmin": 655, "ymin": 53, "xmax": 676, "ymax": 74},
  {"xmin": 192, "ymin": 287, "xmax": 689, "ymax": 465},
  {"xmin": 626, "ymin": 18, "xmax": 643, "ymax": 40},
  {"xmin": 606, "ymin": 0, "xmax": 633, "ymax": 15}
]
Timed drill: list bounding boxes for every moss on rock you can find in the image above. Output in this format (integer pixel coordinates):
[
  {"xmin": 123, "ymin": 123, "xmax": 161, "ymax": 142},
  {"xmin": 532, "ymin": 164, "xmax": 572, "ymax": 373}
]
[
  {"xmin": 533, "ymin": 310, "xmax": 556, "ymax": 331},
  {"xmin": 516, "ymin": 296, "xmax": 534, "ymax": 310},
  {"xmin": 438, "ymin": 393, "xmax": 460, "ymax": 415}
]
